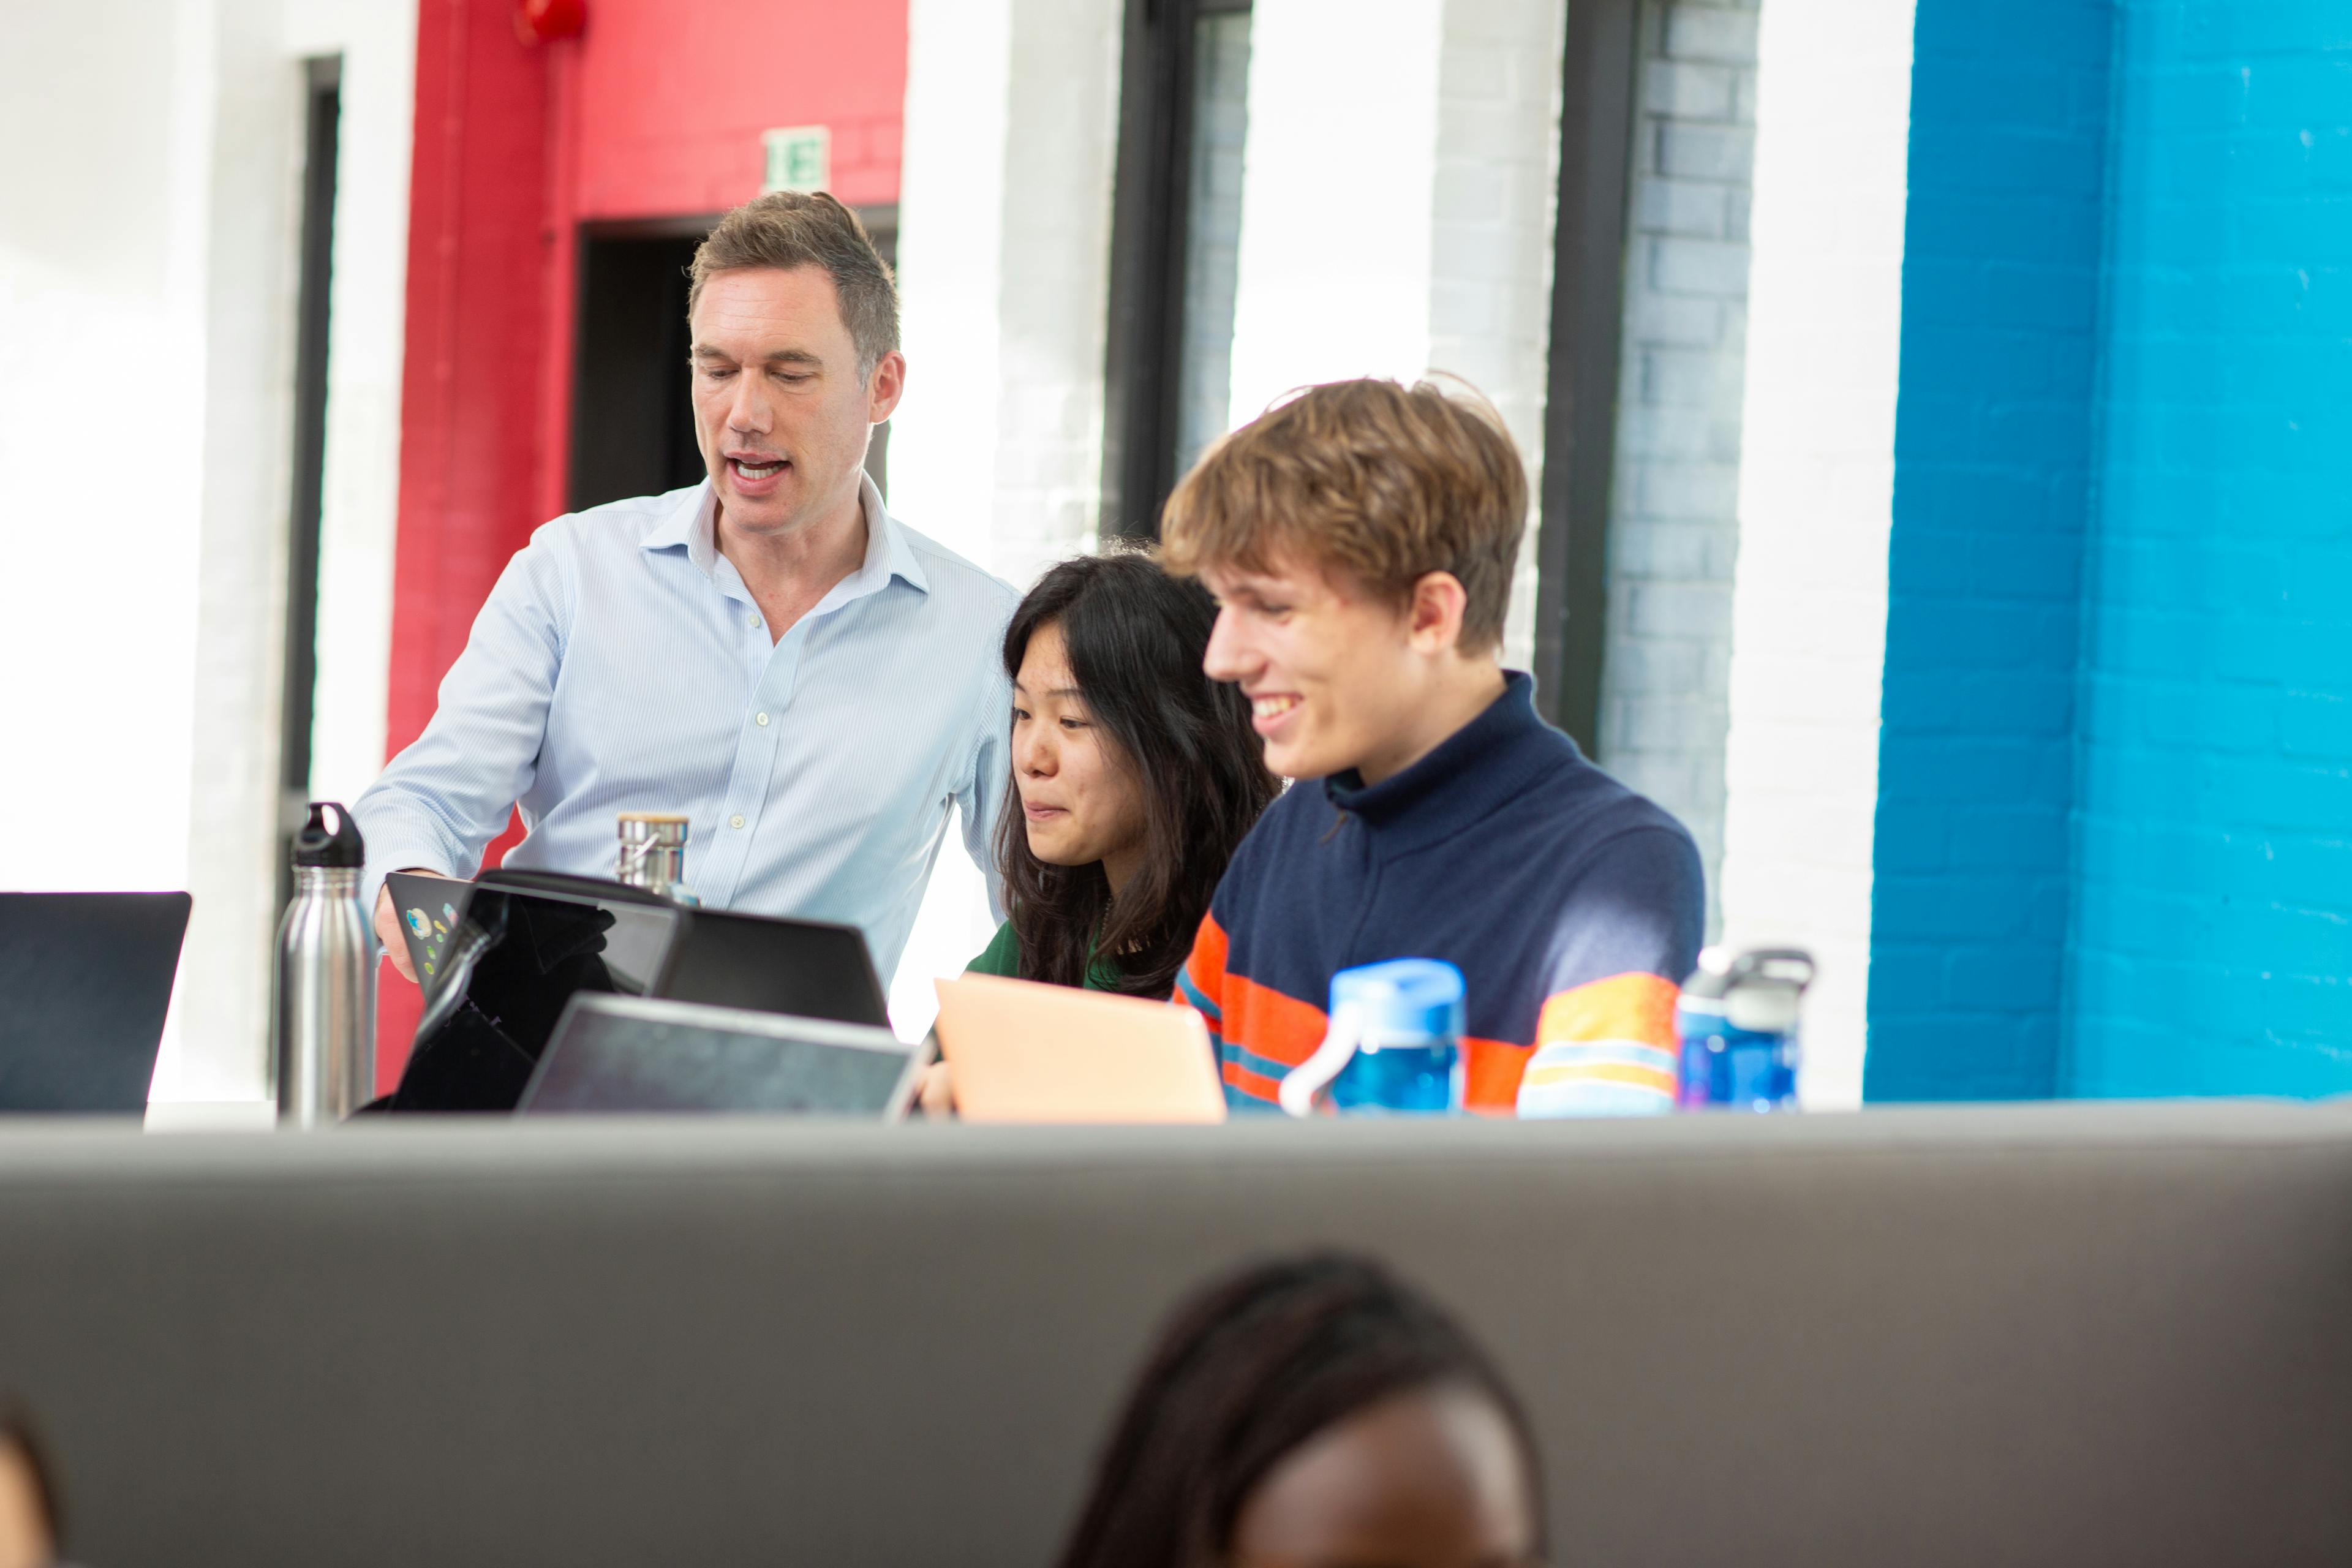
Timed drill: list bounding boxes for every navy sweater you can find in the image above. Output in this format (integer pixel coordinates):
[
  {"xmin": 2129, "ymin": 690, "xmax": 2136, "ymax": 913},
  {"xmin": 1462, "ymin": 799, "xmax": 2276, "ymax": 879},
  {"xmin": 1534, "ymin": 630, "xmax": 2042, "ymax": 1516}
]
[{"xmin": 1178, "ymin": 673, "xmax": 1705, "ymax": 1114}]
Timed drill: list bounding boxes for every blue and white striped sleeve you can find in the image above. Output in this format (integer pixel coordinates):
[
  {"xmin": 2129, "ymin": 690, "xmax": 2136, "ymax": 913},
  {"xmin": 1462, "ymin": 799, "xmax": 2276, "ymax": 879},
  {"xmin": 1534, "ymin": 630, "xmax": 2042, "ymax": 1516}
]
[
  {"xmin": 955, "ymin": 663, "xmax": 1012, "ymax": 922},
  {"xmin": 353, "ymin": 526, "xmax": 573, "ymax": 907}
]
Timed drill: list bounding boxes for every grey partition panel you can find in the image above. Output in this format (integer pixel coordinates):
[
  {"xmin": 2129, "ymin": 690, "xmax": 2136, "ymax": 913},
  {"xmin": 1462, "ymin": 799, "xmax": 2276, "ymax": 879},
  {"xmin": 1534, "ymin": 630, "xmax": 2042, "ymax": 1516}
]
[{"xmin": 0, "ymin": 1105, "xmax": 2349, "ymax": 1567}]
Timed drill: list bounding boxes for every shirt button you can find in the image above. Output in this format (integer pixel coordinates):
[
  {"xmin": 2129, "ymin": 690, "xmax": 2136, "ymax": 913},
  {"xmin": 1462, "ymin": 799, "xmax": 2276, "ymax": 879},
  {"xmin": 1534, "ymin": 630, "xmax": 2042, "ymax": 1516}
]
[
  {"xmin": 755, "ymin": 712, "xmax": 770, "ymax": 726},
  {"xmin": 748, "ymin": 615, "xmax": 762, "ymax": 628},
  {"xmin": 729, "ymin": 814, "xmax": 746, "ymax": 830}
]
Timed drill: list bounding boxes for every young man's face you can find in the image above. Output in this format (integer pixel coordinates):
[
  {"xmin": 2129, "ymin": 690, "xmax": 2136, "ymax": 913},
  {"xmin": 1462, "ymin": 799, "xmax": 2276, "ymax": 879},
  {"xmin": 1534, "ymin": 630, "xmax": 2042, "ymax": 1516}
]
[
  {"xmin": 688, "ymin": 265, "xmax": 903, "ymax": 541},
  {"xmin": 1199, "ymin": 554, "xmax": 1427, "ymax": 782}
]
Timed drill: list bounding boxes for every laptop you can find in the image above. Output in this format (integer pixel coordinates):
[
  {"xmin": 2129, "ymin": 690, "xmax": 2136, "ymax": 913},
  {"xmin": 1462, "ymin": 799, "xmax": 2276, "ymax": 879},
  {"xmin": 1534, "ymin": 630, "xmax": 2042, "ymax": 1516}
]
[
  {"xmin": 387, "ymin": 870, "xmax": 894, "ymax": 1112},
  {"xmin": 0, "ymin": 892, "xmax": 191, "ymax": 1113},
  {"xmin": 930, "ymin": 973, "xmax": 1226, "ymax": 1124},
  {"xmin": 518, "ymin": 993, "xmax": 923, "ymax": 1117}
]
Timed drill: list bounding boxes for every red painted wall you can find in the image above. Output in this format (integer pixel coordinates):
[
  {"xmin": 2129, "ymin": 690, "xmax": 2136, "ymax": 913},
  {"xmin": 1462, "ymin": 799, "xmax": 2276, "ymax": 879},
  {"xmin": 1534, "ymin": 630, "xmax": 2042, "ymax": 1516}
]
[{"xmin": 378, "ymin": 0, "xmax": 909, "ymax": 1082}]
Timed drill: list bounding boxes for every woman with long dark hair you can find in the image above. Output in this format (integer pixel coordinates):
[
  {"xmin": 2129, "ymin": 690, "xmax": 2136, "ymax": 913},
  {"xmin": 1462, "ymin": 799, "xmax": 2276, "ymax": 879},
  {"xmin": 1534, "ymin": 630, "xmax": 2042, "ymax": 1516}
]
[
  {"xmin": 967, "ymin": 551, "xmax": 1278, "ymax": 997},
  {"xmin": 1054, "ymin": 1252, "xmax": 1549, "ymax": 1568}
]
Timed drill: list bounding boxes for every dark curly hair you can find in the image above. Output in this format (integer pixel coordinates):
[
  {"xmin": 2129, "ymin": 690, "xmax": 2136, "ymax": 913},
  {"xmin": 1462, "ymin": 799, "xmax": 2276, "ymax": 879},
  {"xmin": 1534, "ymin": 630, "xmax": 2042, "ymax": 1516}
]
[
  {"xmin": 995, "ymin": 551, "xmax": 1278, "ymax": 997},
  {"xmin": 1053, "ymin": 1252, "xmax": 1548, "ymax": 1568}
]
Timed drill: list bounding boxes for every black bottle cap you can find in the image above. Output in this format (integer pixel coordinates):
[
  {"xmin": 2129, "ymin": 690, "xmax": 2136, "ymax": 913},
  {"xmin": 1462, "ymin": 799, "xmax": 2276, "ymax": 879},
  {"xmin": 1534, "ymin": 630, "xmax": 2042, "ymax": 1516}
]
[{"xmin": 293, "ymin": 802, "xmax": 366, "ymax": 869}]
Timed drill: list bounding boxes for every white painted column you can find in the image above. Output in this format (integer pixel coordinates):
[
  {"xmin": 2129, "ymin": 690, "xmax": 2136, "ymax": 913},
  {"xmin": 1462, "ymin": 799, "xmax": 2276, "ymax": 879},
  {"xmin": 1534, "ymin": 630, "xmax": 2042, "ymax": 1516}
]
[
  {"xmin": 888, "ymin": 0, "xmax": 1124, "ymax": 1035},
  {"xmin": 1718, "ymin": 0, "xmax": 1917, "ymax": 1109},
  {"xmin": 301, "ymin": 0, "xmax": 420, "ymax": 815}
]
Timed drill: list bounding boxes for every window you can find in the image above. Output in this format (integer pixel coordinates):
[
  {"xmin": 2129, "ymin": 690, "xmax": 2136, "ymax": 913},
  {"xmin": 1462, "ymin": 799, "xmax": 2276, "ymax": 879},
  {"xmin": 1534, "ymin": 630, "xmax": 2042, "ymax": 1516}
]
[{"xmin": 1101, "ymin": 0, "xmax": 1254, "ymax": 540}]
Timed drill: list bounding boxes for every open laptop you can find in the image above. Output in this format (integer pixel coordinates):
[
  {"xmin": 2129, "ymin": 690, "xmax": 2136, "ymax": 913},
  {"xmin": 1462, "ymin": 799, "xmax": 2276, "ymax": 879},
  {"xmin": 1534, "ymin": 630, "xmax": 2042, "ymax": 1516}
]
[
  {"xmin": 388, "ymin": 870, "xmax": 894, "ymax": 1111},
  {"xmin": 930, "ymin": 973, "xmax": 1226, "ymax": 1123},
  {"xmin": 0, "ymin": 892, "xmax": 190, "ymax": 1113},
  {"xmin": 518, "ymin": 993, "xmax": 923, "ymax": 1117}
]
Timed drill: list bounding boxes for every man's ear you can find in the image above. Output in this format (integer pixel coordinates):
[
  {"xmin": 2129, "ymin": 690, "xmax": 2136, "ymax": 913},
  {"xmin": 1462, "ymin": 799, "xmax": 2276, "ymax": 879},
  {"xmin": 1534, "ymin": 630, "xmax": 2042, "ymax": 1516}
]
[
  {"xmin": 867, "ymin": 349, "xmax": 907, "ymax": 424},
  {"xmin": 1404, "ymin": 571, "xmax": 1469, "ymax": 654}
]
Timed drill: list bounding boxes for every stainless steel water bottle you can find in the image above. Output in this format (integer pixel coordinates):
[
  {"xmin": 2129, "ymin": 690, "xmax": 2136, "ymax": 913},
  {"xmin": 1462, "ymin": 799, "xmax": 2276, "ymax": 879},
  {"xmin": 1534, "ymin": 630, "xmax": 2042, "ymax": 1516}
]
[{"xmin": 273, "ymin": 802, "xmax": 375, "ymax": 1126}]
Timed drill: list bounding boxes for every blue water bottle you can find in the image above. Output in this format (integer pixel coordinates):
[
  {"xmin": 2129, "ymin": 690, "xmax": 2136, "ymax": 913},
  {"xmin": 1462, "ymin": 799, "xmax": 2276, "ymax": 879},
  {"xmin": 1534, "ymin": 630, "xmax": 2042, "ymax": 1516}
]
[
  {"xmin": 1278, "ymin": 960, "xmax": 1465, "ymax": 1117},
  {"xmin": 1676, "ymin": 946, "xmax": 1814, "ymax": 1111}
]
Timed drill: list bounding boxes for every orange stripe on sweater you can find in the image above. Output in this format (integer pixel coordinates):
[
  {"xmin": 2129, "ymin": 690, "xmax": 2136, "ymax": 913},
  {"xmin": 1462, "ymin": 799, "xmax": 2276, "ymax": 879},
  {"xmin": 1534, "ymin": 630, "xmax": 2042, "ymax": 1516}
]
[
  {"xmin": 1219, "ymin": 973, "xmax": 1330, "ymax": 1069},
  {"xmin": 1223, "ymin": 1060, "xmax": 1286, "ymax": 1104},
  {"xmin": 1182, "ymin": 912, "xmax": 1231, "ymax": 1014},
  {"xmin": 1536, "ymin": 971, "xmax": 1680, "ymax": 1052},
  {"xmin": 1462, "ymin": 1036, "xmax": 1537, "ymax": 1113}
]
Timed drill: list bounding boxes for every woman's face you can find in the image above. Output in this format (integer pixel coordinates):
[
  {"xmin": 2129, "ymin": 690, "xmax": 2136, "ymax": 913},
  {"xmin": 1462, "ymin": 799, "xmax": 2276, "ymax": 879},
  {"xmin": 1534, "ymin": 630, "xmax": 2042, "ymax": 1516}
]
[
  {"xmin": 1229, "ymin": 1384, "xmax": 1539, "ymax": 1568},
  {"xmin": 1012, "ymin": 621, "xmax": 1151, "ymax": 897}
]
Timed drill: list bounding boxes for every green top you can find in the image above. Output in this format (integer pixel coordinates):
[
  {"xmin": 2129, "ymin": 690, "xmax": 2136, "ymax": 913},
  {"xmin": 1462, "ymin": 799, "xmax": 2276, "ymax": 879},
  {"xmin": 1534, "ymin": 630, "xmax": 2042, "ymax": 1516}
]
[{"xmin": 967, "ymin": 919, "xmax": 1126, "ymax": 992}]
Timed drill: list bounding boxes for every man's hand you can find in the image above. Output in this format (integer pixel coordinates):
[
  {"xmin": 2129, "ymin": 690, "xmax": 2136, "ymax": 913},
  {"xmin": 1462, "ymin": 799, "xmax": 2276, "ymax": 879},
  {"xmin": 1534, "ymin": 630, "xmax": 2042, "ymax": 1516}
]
[{"xmin": 373, "ymin": 870, "xmax": 454, "ymax": 984}]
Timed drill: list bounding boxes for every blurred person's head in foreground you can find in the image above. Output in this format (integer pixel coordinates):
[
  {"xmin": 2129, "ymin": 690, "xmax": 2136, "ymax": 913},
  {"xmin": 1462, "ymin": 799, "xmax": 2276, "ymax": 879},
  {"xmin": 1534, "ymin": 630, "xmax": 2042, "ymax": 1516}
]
[
  {"xmin": 1161, "ymin": 377, "xmax": 1526, "ymax": 786},
  {"xmin": 1054, "ymin": 1253, "xmax": 1546, "ymax": 1568},
  {"xmin": 0, "ymin": 1400, "xmax": 61, "ymax": 1568}
]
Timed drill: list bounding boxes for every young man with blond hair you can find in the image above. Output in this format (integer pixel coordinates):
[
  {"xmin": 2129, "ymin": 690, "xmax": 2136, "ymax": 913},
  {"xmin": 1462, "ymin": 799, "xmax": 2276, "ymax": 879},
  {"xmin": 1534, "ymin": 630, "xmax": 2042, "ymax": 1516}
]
[{"xmin": 1164, "ymin": 379, "xmax": 1703, "ymax": 1115}]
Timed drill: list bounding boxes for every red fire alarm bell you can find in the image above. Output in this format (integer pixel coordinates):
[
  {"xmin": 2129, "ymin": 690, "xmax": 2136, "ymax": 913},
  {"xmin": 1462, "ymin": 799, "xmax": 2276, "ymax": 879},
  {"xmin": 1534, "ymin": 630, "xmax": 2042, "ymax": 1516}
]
[{"xmin": 516, "ymin": 0, "xmax": 585, "ymax": 43}]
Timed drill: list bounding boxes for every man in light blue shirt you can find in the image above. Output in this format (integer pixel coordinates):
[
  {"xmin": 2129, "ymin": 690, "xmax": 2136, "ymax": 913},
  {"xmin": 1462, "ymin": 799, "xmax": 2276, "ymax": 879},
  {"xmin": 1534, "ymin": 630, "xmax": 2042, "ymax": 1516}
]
[{"xmin": 356, "ymin": 191, "xmax": 1014, "ymax": 985}]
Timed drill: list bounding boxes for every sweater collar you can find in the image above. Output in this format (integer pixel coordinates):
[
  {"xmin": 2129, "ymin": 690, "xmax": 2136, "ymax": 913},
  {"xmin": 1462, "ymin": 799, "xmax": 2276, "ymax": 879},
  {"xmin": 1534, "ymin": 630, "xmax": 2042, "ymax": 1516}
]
[{"xmin": 1322, "ymin": 672, "xmax": 1567, "ymax": 842}]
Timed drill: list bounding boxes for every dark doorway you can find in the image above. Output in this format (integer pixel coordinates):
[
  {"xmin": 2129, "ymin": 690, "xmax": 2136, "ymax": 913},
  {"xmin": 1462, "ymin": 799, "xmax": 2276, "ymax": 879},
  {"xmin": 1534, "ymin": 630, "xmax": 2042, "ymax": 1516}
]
[
  {"xmin": 279, "ymin": 55, "xmax": 341, "ymax": 916},
  {"xmin": 570, "ymin": 224, "xmax": 707, "ymax": 513},
  {"xmin": 569, "ymin": 209, "xmax": 900, "ymax": 516}
]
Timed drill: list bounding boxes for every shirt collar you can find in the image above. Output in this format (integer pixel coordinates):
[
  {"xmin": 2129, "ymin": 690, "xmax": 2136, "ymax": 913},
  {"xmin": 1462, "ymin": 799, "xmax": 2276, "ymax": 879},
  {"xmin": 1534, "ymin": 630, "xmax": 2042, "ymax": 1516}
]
[
  {"xmin": 1322, "ymin": 671, "xmax": 1564, "ymax": 837},
  {"xmin": 641, "ymin": 474, "xmax": 930, "ymax": 598}
]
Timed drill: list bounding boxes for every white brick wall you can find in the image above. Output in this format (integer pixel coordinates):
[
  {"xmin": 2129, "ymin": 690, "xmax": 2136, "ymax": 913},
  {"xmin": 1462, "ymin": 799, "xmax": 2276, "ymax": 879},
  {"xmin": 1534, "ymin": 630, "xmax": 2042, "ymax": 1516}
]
[
  {"xmin": 1597, "ymin": 0, "xmax": 1761, "ymax": 936},
  {"xmin": 1718, "ymin": 0, "xmax": 1917, "ymax": 1109}
]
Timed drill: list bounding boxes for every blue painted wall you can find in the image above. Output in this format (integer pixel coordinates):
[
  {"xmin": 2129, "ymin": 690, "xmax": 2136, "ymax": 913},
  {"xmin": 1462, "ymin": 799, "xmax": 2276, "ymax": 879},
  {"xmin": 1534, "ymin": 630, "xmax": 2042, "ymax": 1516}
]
[
  {"xmin": 1872, "ymin": 1, "xmax": 2352, "ymax": 1099},
  {"xmin": 1868, "ymin": 0, "xmax": 2115, "ymax": 1099},
  {"xmin": 2070, "ymin": 4, "xmax": 2352, "ymax": 1095}
]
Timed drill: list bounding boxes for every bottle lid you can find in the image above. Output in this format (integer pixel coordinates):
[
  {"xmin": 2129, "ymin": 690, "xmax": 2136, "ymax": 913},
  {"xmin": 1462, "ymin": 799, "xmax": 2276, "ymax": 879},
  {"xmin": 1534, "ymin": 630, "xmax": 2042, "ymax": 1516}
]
[
  {"xmin": 1680, "ymin": 944, "xmax": 1816, "ymax": 1001},
  {"xmin": 617, "ymin": 812, "xmax": 690, "ymax": 843},
  {"xmin": 1329, "ymin": 959, "xmax": 1465, "ymax": 1041},
  {"xmin": 293, "ymin": 802, "xmax": 365, "ymax": 869}
]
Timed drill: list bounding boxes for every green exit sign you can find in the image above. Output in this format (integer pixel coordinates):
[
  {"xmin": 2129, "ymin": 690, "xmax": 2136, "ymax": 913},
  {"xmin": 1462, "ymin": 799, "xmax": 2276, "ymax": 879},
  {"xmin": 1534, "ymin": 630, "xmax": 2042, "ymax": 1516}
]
[{"xmin": 763, "ymin": 126, "xmax": 831, "ymax": 194}]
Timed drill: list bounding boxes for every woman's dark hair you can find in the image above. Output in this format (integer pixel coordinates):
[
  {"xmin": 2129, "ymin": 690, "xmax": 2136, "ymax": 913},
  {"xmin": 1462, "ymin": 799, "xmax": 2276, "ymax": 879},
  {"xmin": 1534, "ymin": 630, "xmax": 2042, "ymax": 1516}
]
[
  {"xmin": 997, "ymin": 551, "xmax": 1278, "ymax": 997},
  {"xmin": 1054, "ymin": 1253, "xmax": 1548, "ymax": 1568},
  {"xmin": 0, "ymin": 1397, "xmax": 64, "ymax": 1553}
]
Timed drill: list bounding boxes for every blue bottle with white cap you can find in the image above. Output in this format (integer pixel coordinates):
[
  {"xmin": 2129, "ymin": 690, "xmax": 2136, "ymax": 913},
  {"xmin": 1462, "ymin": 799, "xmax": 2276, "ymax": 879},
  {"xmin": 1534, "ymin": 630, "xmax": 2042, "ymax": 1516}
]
[
  {"xmin": 1278, "ymin": 959, "xmax": 1465, "ymax": 1117},
  {"xmin": 1675, "ymin": 946, "xmax": 1815, "ymax": 1111}
]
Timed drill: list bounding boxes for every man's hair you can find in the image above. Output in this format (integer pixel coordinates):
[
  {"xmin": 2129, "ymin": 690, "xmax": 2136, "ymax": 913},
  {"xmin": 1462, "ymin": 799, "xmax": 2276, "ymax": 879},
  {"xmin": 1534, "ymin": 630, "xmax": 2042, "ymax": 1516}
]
[
  {"xmin": 1159, "ymin": 377, "xmax": 1529, "ymax": 654},
  {"xmin": 687, "ymin": 190, "xmax": 900, "ymax": 378},
  {"xmin": 1052, "ymin": 1252, "xmax": 1548, "ymax": 1568}
]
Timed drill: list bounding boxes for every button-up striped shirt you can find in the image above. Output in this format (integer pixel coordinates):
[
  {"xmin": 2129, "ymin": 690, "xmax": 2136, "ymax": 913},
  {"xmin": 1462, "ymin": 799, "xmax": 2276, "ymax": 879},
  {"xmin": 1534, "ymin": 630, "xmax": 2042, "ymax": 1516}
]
[{"xmin": 353, "ymin": 476, "xmax": 1015, "ymax": 979}]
